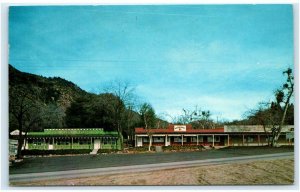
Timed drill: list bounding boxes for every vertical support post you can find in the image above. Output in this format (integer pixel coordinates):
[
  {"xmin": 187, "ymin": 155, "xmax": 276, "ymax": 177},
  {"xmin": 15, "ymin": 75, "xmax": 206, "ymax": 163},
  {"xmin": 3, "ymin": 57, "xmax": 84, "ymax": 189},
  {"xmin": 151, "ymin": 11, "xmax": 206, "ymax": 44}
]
[
  {"xmin": 71, "ymin": 137, "xmax": 73, "ymax": 149},
  {"xmin": 135, "ymin": 135, "xmax": 137, "ymax": 147},
  {"xmin": 242, "ymin": 135, "xmax": 244, "ymax": 146},
  {"xmin": 165, "ymin": 135, "xmax": 167, "ymax": 146},
  {"xmin": 24, "ymin": 138, "xmax": 28, "ymax": 150},
  {"xmin": 197, "ymin": 135, "xmax": 199, "ymax": 146},
  {"xmin": 149, "ymin": 135, "xmax": 152, "ymax": 150},
  {"xmin": 91, "ymin": 137, "xmax": 93, "ymax": 149},
  {"xmin": 181, "ymin": 135, "xmax": 183, "ymax": 146},
  {"xmin": 53, "ymin": 138, "xmax": 55, "ymax": 149},
  {"xmin": 44, "ymin": 138, "xmax": 46, "ymax": 149},
  {"xmin": 258, "ymin": 135, "xmax": 260, "ymax": 146},
  {"xmin": 227, "ymin": 134, "xmax": 230, "ymax": 146},
  {"xmin": 212, "ymin": 135, "xmax": 215, "ymax": 147}
]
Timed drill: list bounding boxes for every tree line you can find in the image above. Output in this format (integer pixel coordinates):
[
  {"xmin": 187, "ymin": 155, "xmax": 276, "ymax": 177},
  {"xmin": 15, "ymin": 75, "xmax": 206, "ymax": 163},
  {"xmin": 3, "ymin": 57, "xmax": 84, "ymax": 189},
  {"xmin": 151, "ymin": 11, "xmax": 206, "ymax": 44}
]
[{"xmin": 9, "ymin": 65, "xmax": 294, "ymax": 158}]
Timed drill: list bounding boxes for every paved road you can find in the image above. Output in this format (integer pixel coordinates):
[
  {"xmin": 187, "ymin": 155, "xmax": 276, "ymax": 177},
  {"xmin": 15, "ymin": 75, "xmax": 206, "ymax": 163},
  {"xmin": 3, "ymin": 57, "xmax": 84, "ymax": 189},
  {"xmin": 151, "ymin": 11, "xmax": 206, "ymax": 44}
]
[
  {"xmin": 10, "ymin": 152, "xmax": 293, "ymax": 182},
  {"xmin": 10, "ymin": 146, "xmax": 293, "ymax": 175}
]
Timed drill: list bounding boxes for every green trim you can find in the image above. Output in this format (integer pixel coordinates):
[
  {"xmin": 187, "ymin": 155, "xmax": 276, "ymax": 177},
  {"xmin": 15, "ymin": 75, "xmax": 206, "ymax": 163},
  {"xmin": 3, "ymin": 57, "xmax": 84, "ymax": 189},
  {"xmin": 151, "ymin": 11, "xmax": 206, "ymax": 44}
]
[
  {"xmin": 26, "ymin": 129, "xmax": 122, "ymax": 150},
  {"xmin": 27, "ymin": 128, "xmax": 118, "ymax": 137}
]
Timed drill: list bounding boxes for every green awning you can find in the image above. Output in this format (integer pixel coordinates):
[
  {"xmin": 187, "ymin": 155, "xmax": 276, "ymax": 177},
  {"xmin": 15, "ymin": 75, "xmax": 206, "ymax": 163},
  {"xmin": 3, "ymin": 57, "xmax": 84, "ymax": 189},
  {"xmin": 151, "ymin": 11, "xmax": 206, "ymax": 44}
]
[{"xmin": 27, "ymin": 128, "xmax": 119, "ymax": 138}]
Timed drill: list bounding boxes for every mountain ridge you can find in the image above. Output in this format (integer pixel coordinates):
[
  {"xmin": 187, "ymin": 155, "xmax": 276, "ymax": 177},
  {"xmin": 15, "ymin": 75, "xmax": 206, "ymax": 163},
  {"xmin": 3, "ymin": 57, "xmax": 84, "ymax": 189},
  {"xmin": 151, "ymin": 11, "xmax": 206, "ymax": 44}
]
[{"xmin": 9, "ymin": 64, "xmax": 89, "ymax": 110}]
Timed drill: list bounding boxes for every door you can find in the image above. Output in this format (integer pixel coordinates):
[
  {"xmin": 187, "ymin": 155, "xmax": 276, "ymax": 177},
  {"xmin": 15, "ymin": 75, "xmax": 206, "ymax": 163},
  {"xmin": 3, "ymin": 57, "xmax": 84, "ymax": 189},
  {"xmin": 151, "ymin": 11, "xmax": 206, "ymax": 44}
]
[
  {"xmin": 137, "ymin": 137, "xmax": 143, "ymax": 147},
  {"xmin": 48, "ymin": 139, "xmax": 54, "ymax": 150},
  {"xmin": 94, "ymin": 139, "xmax": 101, "ymax": 149}
]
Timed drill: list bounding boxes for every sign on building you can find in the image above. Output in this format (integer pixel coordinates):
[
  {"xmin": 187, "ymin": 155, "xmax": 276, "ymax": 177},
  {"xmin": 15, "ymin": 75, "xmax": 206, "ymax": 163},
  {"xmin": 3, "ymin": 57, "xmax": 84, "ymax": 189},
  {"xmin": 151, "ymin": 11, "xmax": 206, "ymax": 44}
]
[
  {"xmin": 9, "ymin": 139, "xmax": 18, "ymax": 156},
  {"xmin": 174, "ymin": 125, "xmax": 186, "ymax": 132},
  {"xmin": 286, "ymin": 132, "xmax": 294, "ymax": 139}
]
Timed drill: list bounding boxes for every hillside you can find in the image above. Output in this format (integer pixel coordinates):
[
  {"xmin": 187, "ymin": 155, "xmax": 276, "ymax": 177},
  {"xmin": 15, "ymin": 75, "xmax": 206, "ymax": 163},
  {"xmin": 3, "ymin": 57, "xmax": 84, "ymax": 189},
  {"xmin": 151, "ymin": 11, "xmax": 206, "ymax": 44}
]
[
  {"xmin": 9, "ymin": 64, "xmax": 89, "ymax": 110},
  {"xmin": 9, "ymin": 65, "xmax": 169, "ymax": 135}
]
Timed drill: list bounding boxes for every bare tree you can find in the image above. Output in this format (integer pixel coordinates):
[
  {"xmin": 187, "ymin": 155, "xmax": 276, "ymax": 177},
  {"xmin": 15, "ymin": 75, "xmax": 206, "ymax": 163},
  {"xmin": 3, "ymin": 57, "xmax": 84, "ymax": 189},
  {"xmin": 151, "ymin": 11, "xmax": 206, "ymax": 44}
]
[
  {"xmin": 271, "ymin": 68, "xmax": 294, "ymax": 146},
  {"xmin": 9, "ymin": 86, "xmax": 44, "ymax": 159},
  {"xmin": 155, "ymin": 113, "xmax": 168, "ymax": 129},
  {"xmin": 246, "ymin": 102, "xmax": 272, "ymax": 146},
  {"xmin": 139, "ymin": 103, "xmax": 156, "ymax": 151},
  {"xmin": 174, "ymin": 106, "xmax": 215, "ymax": 129},
  {"xmin": 122, "ymin": 105, "xmax": 140, "ymax": 143},
  {"xmin": 245, "ymin": 68, "xmax": 294, "ymax": 147},
  {"xmin": 102, "ymin": 80, "xmax": 137, "ymax": 149}
]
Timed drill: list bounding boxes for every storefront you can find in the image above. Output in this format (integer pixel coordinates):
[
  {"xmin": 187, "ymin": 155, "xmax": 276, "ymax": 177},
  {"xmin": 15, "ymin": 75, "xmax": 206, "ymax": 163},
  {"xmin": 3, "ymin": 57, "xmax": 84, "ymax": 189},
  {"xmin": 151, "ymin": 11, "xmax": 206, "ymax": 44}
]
[
  {"xmin": 135, "ymin": 124, "xmax": 294, "ymax": 147},
  {"xmin": 10, "ymin": 128, "xmax": 122, "ymax": 151}
]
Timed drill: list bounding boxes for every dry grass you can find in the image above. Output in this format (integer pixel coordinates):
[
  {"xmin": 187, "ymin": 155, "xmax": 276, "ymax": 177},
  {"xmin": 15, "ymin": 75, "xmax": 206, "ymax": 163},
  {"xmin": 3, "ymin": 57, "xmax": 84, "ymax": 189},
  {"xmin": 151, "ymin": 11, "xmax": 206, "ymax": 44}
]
[{"xmin": 11, "ymin": 158, "xmax": 294, "ymax": 186}]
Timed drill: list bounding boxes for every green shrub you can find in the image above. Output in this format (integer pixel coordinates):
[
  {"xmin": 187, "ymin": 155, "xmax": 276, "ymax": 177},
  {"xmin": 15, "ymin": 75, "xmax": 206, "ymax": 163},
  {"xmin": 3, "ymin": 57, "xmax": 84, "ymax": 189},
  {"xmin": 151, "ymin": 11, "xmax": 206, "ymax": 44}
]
[
  {"xmin": 97, "ymin": 149, "xmax": 119, "ymax": 154},
  {"xmin": 21, "ymin": 149, "xmax": 91, "ymax": 156},
  {"xmin": 162, "ymin": 145, "xmax": 204, "ymax": 151},
  {"xmin": 131, "ymin": 146, "xmax": 155, "ymax": 151}
]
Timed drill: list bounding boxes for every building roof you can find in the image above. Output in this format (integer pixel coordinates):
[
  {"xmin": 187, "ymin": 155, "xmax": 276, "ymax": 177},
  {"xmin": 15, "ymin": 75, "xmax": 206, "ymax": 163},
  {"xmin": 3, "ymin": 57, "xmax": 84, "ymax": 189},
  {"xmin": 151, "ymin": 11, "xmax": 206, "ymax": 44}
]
[
  {"xmin": 10, "ymin": 130, "xmax": 25, "ymax": 136},
  {"xmin": 224, "ymin": 125, "xmax": 294, "ymax": 133},
  {"xmin": 135, "ymin": 124, "xmax": 224, "ymax": 134},
  {"xmin": 135, "ymin": 124, "xmax": 294, "ymax": 134},
  {"xmin": 25, "ymin": 128, "xmax": 119, "ymax": 137}
]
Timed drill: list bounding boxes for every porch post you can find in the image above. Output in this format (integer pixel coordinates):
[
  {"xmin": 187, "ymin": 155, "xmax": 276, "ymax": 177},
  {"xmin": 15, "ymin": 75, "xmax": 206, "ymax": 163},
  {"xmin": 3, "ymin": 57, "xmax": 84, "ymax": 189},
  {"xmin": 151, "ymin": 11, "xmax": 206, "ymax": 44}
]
[
  {"xmin": 227, "ymin": 134, "xmax": 230, "ymax": 146},
  {"xmin": 212, "ymin": 135, "xmax": 215, "ymax": 147},
  {"xmin": 91, "ymin": 137, "xmax": 93, "ymax": 149},
  {"xmin": 165, "ymin": 135, "xmax": 167, "ymax": 146},
  {"xmin": 135, "ymin": 135, "xmax": 137, "ymax": 147},
  {"xmin": 242, "ymin": 135, "xmax": 244, "ymax": 146},
  {"xmin": 23, "ymin": 139, "xmax": 26, "ymax": 150},
  {"xmin": 196, "ymin": 135, "xmax": 199, "ymax": 146},
  {"xmin": 181, "ymin": 135, "xmax": 183, "ymax": 146},
  {"xmin": 258, "ymin": 135, "xmax": 260, "ymax": 146},
  {"xmin": 149, "ymin": 135, "xmax": 152, "ymax": 149},
  {"xmin": 71, "ymin": 137, "xmax": 73, "ymax": 149},
  {"xmin": 24, "ymin": 138, "xmax": 28, "ymax": 149}
]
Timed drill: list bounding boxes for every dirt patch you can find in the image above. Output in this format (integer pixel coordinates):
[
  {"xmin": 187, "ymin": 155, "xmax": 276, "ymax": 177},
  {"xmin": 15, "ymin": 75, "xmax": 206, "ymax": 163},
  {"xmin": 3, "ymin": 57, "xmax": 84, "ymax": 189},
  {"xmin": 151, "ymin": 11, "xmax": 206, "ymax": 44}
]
[{"xmin": 11, "ymin": 158, "xmax": 294, "ymax": 186}]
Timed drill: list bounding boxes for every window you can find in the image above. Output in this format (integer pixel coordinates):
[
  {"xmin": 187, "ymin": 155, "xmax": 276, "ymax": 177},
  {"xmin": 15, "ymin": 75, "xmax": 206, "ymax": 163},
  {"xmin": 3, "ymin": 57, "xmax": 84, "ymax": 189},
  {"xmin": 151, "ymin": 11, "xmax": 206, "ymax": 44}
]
[
  {"xmin": 191, "ymin": 137, "xmax": 197, "ymax": 142},
  {"xmin": 198, "ymin": 136, "xmax": 203, "ymax": 142},
  {"xmin": 103, "ymin": 138, "xmax": 108, "ymax": 145},
  {"xmin": 191, "ymin": 136, "xmax": 203, "ymax": 142},
  {"xmin": 207, "ymin": 136, "xmax": 220, "ymax": 142},
  {"xmin": 266, "ymin": 137, "xmax": 272, "ymax": 142},
  {"xmin": 174, "ymin": 137, "xmax": 181, "ymax": 142},
  {"xmin": 143, "ymin": 137, "xmax": 149, "ymax": 142},
  {"xmin": 111, "ymin": 138, "xmax": 116, "ymax": 145},
  {"xmin": 153, "ymin": 137, "xmax": 164, "ymax": 142},
  {"xmin": 59, "ymin": 140, "xmax": 69, "ymax": 145},
  {"xmin": 33, "ymin": 139, "xmax": 42, "ymax": 145},
  {"xmin": 174, "ymin": 137, "xmax": 187, "ymax": 142},
  {"xmin": 79, "ymin": 139, "xmax": 90, "ymax": 145},
  {"xmin": 247, "ymin": 136, "xmax": 254, "ymax": 143}
]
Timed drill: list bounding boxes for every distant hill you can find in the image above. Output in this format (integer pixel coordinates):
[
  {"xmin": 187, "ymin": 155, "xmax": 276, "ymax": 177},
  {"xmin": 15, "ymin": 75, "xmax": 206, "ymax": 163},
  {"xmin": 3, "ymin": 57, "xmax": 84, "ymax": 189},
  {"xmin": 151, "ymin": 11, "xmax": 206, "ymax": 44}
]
[
  {"xmin": 9, "ymin": 64, "xmax": 170, "ymax": 133},
  {"xmin": 9, "ymin": 64, "xmax": 89, "ymax": 110}
]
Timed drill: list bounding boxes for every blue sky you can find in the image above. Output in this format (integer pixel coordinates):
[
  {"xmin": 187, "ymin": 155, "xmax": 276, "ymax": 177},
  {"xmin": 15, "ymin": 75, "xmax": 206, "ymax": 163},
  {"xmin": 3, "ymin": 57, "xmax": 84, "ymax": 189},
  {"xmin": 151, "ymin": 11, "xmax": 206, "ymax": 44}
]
[{"xmin": 9, "ymin": 5, "xmax": 294, "ymax": 121}]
